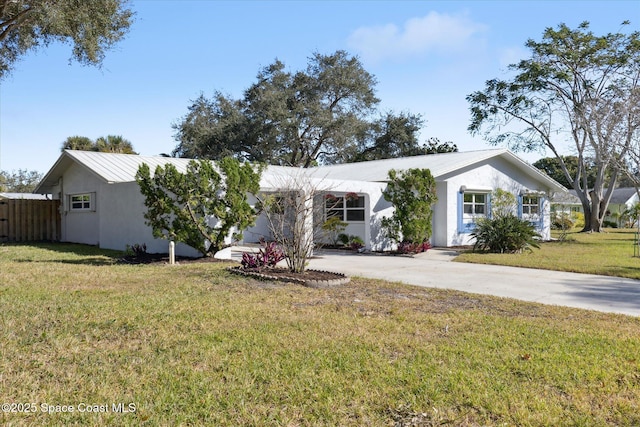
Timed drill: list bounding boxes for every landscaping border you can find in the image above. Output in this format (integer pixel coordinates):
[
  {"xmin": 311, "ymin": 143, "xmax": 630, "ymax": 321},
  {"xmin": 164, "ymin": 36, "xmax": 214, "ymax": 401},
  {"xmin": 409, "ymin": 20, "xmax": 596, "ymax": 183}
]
[{"xmin": 227, "ymin": 266, "xmax": 350, "ymax": 288}]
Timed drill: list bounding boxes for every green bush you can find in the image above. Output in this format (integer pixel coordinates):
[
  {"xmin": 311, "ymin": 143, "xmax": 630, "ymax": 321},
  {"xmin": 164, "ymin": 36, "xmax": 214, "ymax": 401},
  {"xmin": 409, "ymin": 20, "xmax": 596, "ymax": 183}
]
[
  {"xmin": 381, "ymin": 168, "xmax": 437, "ymax": 245},
  {"xmin": 322, "ymin": 217, "xmax": 348, "ymax": 245},
  {"xmin": 471, "ymin": 214, "xmax": 540, "ymax": 253}
]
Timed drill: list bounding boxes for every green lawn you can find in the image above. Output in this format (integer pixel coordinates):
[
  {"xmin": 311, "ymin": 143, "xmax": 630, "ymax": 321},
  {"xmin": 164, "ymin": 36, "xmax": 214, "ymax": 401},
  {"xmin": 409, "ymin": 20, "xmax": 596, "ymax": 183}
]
[
  {"xmin": 1, "ymin": 242, "xmax": 639, "ymax": 426},
  {"xmin": 456, "ymin": 228, "xmax": 640, "ymax": 279}
]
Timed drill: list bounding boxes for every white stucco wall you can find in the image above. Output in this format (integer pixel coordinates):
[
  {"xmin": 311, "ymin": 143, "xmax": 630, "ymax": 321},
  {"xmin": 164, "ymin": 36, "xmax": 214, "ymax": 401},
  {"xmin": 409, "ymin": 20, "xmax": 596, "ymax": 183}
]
[
  {"xmin": 53, "ymin": 165, "xmax": 204, "ymax": 257},
  {"xmin": 431, "ymin": 181, "xmax": 449, "ymax": 247},
  {"xmin": 48, "ymin": 154, "xmax": 557, "ymax": 255},
  {"xmin": 56, "ymin": 166, "xmax": 102, "ymax": 246},
  {"xmin": 439, "ymin": 157, "xmax": 554, "ymax": 247},
  {"xmin": 98, "ymin": 182, "xmax": 201, "ymax": 257}
]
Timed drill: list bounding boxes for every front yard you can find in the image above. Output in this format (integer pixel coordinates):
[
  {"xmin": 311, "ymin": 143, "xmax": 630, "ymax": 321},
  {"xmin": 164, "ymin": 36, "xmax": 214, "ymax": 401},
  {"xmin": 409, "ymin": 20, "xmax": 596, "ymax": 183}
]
[
  {"xmin": 1, "ymin": 242, "xmax": 639, "ymax": 426},
  {"xmin": 456, "ymin": 228, "xmax": 640, "ymax": 280}
]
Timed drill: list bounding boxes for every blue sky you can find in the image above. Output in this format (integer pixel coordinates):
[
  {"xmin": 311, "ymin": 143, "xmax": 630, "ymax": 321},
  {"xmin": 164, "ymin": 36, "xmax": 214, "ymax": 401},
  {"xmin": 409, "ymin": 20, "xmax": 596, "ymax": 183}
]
[{"xmin": 1, "ymin": 0, "xmax": 637, "ymax": 174}]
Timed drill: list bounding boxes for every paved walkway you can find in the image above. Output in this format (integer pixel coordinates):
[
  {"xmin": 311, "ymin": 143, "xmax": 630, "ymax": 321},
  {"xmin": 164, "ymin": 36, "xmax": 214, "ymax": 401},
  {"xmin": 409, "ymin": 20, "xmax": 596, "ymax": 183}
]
[{"xmin": 305, "ymin": 249, "xmax": 640, "ymax": 317}]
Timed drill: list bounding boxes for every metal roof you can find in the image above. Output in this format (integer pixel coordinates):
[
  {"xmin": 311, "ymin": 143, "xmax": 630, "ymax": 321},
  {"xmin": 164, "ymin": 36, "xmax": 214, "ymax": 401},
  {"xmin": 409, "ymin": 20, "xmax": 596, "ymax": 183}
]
[
  {"xmin": 311, "ymin": 149, "xmax": 504, "ymax": 181},
  {"xmin": 608, "ymin": 187, "xmax": 638, "ymax": 205},
  {"xmin": 312, "ymin": 148, "xmax": 566, "ymax": 192},
  {"xmin": 34, "ymin": 148, "xmax": 567, "ymax": 195},
  {"xmin": 0, "ymin": 192, "xmax": 51, "ymax": 200},
  {"xmin": 35, "ymin": 151, "xmax": 195, "ymax": 193}
]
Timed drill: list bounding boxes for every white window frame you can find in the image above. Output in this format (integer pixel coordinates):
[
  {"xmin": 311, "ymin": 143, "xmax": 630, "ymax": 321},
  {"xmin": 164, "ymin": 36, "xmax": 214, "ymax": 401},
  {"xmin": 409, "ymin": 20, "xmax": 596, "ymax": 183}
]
[
  {"xmin": 325, "ymin": 194, "xmax": 365, "ymax": 223},
  {"xmin": 69, "ymin": 193, "xmax": 94, "ymax": 211},
  {"xmin": 521, "ymin": 195, "xmax": 540, "ymax": 221},
  {"xmin": 458, "ymin": 188, "xmax": 491, "ymax": 233},
  {"xmin": 463, "ymin": 192, "xmax": 488, "ymax": 219}
]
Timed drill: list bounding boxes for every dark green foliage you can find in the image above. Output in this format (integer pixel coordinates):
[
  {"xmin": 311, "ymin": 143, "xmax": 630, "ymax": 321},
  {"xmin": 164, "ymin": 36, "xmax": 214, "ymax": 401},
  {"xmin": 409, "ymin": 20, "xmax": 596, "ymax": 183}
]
[
  {"xmin": 471, "ymin": 215, "xmax": 540, "ymax": 253},
  {"xmin": 423, "ymin": 138, "xmax": 458, "ymax": 154},
  {"xmin": 0, "ymin": 169, "xmax": 42, "ymax": 192},
  {"xmin": 124, "ymin": 243, "xmax": 147, "ymax": 257},
  {"xmin": 135, "ymin": 158, "xmax": 263, "ymax": 256},
  {"xmin": 62, "ymin": 135, "xmax": 137, "ymax": 154},
  {"xmin": 0, "ymin": 0, "xmax": 134, "ymax": 79},
  {"xmin": 382, "ymin": 168, "xmax": 437, "ymax": 245},
  {"xmin": 351, "ymin": 109, "xmax": 458, "ymax": 162},
  {"xmin": 173, "ymin": 51, "xmax": 379, "ymax": 167},
  {"xmin": 348, "ymin": 235, "xmax": 364, "ymax": 251},
  {"xmin": 534, "ymin": 156, "xmax": 598, "ymax": 189}
]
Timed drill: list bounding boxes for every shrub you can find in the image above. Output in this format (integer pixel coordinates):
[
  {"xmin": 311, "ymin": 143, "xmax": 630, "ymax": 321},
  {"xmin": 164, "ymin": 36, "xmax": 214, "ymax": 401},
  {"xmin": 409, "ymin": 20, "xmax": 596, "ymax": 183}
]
[
  {"xmin": 572, "ymin": 211, "xmax": 585, "ymax": 229},
  {"xmin": 551, "ymin": 212, "xmax": 575, "ymax": 230},
  {"xmin": 603, "ymin": 220, "xmax": 618, "ymax": 228},
  {"xmin": 241, "ymin": 241, "xmax": 286, "ymax": 269},
  {"xmin": 136, "ymin": 158, "xmax": 263, "ymax": 256},
  {"xmin": 471, "ymin": 215, "xmax": 540, "ymax": 253},
  {"xmin": 125, "ymin": 243, "xmax": 147, "ymax": 257},
  {"xmin": 322, "ymin": 216, "xmax": 348, "ymax": 245},
  {"xmin": 348, "ymin": 236, "xmax": 365, "ymax": 252},
  {"xmin": 397, "ymin": 241, "xmax": 432, "ymax": 254},
  {"xmin": 381, "ymin": 168, "xmax": 437, "ymax": 245},
  {"xmin": 334, "ymin": 234, "xmax": 365, "ymax": 251}
]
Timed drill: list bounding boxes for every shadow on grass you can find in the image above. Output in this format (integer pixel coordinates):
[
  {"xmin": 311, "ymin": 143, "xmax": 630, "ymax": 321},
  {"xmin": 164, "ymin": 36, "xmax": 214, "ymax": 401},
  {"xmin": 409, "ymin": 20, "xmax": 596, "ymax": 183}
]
[{"xmin": 1, "ymin": 242, "xmax": 123, "ymax": 265}]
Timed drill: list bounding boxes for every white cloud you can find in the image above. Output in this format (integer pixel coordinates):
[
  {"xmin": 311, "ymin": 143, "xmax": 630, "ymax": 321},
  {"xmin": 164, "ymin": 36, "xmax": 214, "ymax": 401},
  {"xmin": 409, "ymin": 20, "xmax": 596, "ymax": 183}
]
[{"xmin": 347, "ymin": 11, "xmax": 487, "ymax": 62}]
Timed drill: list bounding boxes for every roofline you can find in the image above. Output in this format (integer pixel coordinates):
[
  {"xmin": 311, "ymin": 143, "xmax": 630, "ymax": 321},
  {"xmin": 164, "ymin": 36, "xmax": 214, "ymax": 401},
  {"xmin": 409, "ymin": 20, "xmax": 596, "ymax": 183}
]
[{"xmin": 500, "ymin": 150, "xmax": 568, "ymax": 194}]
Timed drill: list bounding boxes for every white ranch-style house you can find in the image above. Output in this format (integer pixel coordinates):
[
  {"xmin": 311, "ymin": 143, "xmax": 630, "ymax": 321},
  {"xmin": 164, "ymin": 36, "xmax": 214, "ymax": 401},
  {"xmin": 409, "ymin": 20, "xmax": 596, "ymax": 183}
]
[{"xmin": 34, "ymin": 149, "xmax": 566, "ymax": 256}]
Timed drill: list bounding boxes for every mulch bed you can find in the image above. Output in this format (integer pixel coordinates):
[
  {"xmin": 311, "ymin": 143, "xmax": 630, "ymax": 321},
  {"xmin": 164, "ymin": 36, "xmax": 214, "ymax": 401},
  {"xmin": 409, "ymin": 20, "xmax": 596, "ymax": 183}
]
[
  {"xmin": 228, "ymin": 266, "xmax": 350, "ymax": 288},
  {"xmin": 117, "ymin": 253, "xmax": 349, "ymax": 288}
]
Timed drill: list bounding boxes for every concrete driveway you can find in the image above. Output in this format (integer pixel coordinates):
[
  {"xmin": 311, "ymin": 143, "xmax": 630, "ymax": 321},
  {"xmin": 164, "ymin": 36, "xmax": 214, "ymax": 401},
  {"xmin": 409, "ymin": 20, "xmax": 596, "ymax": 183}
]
[{"xmin": 307, "ymin": 249, "xmax": 640, "ymax": 317}]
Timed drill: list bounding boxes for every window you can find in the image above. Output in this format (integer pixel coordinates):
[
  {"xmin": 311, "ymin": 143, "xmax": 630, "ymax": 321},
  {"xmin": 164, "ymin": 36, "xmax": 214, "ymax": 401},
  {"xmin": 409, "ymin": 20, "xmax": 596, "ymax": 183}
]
[
  {"xmin": 519, "ymin": 194, "xmax": 543, "ymax": 227},
  {"xmin": 463, "ymin": 193, "xmax": 486, "ymax": 216},
  {"xmin": 70, "ymin": 193, "xmax": 92, "ymax": 211},
  {"xmin": 522, "ymin": 195, "xmax": 540, "ymax": 216},
  {"xmin": 458, "ymin": 190, "xmax": 490, "ymax": 233},
  {"xmin": 325, "ymin": 194, "xmax": 365, "ymax": 222}
]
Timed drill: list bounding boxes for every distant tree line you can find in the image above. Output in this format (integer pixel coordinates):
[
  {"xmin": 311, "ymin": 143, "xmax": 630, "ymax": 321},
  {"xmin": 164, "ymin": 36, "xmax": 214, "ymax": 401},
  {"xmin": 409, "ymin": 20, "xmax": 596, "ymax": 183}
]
[{"xmin": 0, "ymin": 169, "xmax": 42, "ymax": 193}]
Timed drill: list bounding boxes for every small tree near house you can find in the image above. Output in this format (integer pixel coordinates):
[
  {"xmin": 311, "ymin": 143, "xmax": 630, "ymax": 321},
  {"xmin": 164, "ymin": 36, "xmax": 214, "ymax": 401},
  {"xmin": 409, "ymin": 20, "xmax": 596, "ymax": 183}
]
[
  {"xmin": 135, "ymin": 158, "xmax": 263, "ymax": 257},
  {"xmin": 381, "ymin": 168, "xmax": 437, "ymax": 253},
  {"xmin": 258, "ymin": 173, "xmax": 343, "ymax": 273},
  {"xmin": 471, "ymin": 188, "xmax": 540, "ymax": 253}
]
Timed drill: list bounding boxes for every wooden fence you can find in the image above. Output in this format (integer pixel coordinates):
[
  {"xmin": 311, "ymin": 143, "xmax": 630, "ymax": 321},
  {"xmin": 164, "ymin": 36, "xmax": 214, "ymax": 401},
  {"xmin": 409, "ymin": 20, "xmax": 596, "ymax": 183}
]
[{"xmin": 0, "ymin": 199, "xmax": 61, "ymax": 243}]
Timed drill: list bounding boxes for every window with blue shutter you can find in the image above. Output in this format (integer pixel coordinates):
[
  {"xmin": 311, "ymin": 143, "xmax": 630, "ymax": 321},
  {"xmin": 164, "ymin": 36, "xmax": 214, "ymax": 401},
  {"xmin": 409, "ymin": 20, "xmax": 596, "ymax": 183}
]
[{"xmin": 457, "ymin": 190, "xmax": 491, "ymax": 233}]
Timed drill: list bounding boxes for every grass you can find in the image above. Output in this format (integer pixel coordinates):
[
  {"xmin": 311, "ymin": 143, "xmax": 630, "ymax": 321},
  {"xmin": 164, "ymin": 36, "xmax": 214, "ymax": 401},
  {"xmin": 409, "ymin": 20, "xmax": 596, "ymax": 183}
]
[
  {"xmin": 0, "ymin": 242, "xmax": 639, "ymax": 426},
  {"xmin": 456, "ymin": 228, "xmax": 640, "ymax": 280}
]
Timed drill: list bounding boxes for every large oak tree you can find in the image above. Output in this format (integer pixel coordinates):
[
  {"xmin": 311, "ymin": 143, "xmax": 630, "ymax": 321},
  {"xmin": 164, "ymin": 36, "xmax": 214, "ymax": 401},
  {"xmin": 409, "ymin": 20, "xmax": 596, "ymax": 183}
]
[
  {"xmin": 468, "ymin": 22, "xmax": 640, "ymax": 232},
  {"xmin": 173, "ymin": 50, "xmax": 446, "ymax": 167},
  {"xmin": 0, "ymin": 0, "xmax": 134, "ymax": 79},
  {"xmin": 173, "ymin": 51, "xmax": 379, "ymax": 167}
]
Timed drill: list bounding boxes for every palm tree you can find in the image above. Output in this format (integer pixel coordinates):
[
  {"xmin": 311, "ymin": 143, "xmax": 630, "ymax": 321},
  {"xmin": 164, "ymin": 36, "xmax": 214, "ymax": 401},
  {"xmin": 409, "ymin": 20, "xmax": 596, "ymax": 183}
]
[
  {"xmin": 94, "ymin": 135, "xmax": 137, "ymax": 154},
  {"xmin": 61, "ymin": 136, "xmax": 94, "ymax": 151}
]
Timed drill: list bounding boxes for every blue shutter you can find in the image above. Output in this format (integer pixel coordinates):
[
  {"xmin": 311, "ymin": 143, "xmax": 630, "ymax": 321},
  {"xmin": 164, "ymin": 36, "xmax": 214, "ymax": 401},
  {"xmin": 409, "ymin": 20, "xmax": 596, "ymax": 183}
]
[
  {"xmin": 517, "ymin": 194, "xmax": 523, "ymax": 219},
  {"xmin": 457, "ymin": 191, "xmax": 464, "ymax": 233}
]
